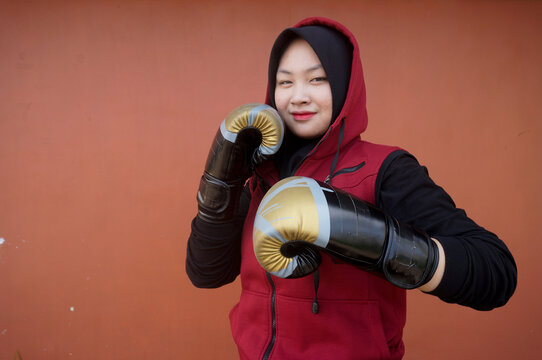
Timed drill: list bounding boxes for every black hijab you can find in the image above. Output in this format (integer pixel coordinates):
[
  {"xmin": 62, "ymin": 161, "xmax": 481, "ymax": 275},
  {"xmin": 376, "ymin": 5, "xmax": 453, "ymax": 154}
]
[{"xmin": 267, "ymin": 25, "xmax": 353, "ymax": 178}]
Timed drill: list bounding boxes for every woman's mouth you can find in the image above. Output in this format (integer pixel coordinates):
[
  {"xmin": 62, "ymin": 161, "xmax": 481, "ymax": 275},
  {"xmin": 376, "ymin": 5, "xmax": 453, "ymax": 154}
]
[{"xmin": 291, "ymin": 112, "xmax": 316, "ymax": 121}]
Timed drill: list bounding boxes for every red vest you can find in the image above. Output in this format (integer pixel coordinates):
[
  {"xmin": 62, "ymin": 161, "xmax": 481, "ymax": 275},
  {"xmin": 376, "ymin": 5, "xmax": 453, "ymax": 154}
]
[
  {"xmin": 230, "ymin": 16, "xmax": 405, "ymax": 359},
  {"xmin": 229, "ymin": 140, "xmax": 404, "ymax": 360}
]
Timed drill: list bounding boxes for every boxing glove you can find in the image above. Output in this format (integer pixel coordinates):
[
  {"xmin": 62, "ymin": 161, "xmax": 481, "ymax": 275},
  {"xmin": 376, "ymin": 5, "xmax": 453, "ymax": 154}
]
[
  {"xmin": 197, "ymin": 104, "xmax": 284, "ymax": 223},
  {"xmin": 253, "ymin": 176, "xmax": 439, "ymax": 289}
]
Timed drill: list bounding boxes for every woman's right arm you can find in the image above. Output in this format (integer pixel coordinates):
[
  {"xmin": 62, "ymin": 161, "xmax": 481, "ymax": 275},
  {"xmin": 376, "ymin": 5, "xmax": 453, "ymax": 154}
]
[
  {"xmin": 185, "ymin": 104, "xmax": 283, "ymax": 288},
  {"xmin": 186, "ymin": 186, "xmax": 250, "ymax": 288}
]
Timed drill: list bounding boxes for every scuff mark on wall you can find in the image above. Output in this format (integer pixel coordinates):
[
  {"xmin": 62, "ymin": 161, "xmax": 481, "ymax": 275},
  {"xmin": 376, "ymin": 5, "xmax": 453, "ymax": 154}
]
[{"xmin": 0, "ymin": 238, "xmax": 5, "ymax": 245}]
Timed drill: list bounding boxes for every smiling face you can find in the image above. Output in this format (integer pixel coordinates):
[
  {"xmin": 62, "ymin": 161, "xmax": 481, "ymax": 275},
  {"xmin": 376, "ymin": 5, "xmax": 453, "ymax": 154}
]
[{"xmin": 274, "ymin": 38, "xmax": 333, "ymax": 139}]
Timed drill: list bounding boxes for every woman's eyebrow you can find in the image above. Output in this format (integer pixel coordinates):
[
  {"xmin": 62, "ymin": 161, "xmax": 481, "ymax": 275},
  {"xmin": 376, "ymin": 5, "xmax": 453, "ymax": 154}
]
[
  {"xmin": 306, "ymin": 64, "xmax": 324, "ymax": 72},
  {"xmin": 277, "ymin": 64, "xmax": 324, "ymax": 75}
]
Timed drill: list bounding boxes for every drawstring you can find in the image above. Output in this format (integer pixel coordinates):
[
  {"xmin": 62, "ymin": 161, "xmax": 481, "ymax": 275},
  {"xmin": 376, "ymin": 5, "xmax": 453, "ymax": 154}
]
[
  {"xmin": 324, "ymin": 119, "xmax": 346, "ymax": 184},
  {"xmin": 313, "ymin": 119, "xmax": 345, "ymax": 314},
  {"xmin": 312, "ymin": 269, "xmax": 320, "ymax": 314}
]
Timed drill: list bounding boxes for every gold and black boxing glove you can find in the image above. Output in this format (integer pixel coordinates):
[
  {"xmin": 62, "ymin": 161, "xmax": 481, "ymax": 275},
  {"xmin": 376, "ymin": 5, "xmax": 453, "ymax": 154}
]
[
  {"xmin": 197, "ymin": 104, "xmax": 284, "ymax": 223},
  {"xmin": 253, "ymin": 176, "xmax": 439, "ymax": 289}
]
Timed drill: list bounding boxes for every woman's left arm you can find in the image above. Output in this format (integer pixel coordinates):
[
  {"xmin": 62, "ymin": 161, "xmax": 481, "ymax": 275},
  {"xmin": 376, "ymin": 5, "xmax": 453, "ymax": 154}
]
[{"xmin": 376, "ymin": 150, "xmax": 517, "ymax": 310}]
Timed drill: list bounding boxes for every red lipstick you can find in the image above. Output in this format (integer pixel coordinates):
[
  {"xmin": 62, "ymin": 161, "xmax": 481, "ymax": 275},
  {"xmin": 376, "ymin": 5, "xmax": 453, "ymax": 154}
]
[{"xmin": 292, "ymin": 112, "xmax": 316, "ymax": 121}]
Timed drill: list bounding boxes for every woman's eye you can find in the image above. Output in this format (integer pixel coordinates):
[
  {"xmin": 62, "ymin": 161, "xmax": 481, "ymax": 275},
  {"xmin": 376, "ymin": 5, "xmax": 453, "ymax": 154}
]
[
  {"xmin": 311, "ymin": 77, "xmax": 328, "ymax": 83},
  {"xmin": 277, "ymin": 80, "xmax": 292, "ymax": 86}
]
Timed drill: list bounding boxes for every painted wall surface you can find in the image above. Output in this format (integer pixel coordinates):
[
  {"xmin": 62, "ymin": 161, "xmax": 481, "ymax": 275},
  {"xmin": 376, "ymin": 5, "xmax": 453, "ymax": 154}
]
[{"xmin": 1, "ymin": 0, "xmax": 540, "ymax": 359}]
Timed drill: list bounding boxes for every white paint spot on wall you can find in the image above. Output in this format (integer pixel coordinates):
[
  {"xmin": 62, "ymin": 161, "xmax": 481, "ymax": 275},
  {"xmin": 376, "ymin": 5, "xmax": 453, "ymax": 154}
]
[
  {"xmin": 70, "ymin": 306, "xmax": 75, "ymax": 312},
  {"xmin": 0, "ymin": 238, "xmax": 5, "ymax": 245}
]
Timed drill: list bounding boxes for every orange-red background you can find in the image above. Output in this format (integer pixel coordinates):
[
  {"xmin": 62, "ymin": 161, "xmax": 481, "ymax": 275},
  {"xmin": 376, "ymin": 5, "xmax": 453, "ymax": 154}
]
[{"xmin": 1, "ymin": 0, "xmax": 540, "ymax": 359}]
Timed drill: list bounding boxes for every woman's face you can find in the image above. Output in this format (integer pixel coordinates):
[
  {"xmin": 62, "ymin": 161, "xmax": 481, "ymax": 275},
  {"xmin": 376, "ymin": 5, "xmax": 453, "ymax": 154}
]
[{"xmin": 274, "ymin": 38, "xmax": 333, "ymax": 139}]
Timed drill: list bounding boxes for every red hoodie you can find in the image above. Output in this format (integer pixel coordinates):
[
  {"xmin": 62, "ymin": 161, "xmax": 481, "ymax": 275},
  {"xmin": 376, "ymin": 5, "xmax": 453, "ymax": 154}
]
[{"xmin": 229, "ymin": 17, "xmax": 404, "ymax": 359}]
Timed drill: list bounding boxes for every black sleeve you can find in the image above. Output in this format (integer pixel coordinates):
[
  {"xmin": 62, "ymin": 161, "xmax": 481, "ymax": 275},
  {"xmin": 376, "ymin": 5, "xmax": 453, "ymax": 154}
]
[
  {"xmin": 375, "ymin": 150, "xmax": 517, "ymax": 311},
  {"xmin": 185, "ymin": 185, "xmax": 251, "ymax": 288}
]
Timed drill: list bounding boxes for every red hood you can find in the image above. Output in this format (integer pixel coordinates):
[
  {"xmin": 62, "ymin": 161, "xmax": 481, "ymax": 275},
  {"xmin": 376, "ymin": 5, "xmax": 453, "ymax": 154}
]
[{"xmin": 265, "ymin": 17, "xmax": 368, "ymax": 160}]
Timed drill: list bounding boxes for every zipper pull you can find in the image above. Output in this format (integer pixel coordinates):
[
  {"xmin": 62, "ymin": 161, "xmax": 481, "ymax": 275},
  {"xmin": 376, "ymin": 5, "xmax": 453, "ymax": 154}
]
[{"xmin": 324, "ymin": 174, "xmax": 331, "ymax": 184}]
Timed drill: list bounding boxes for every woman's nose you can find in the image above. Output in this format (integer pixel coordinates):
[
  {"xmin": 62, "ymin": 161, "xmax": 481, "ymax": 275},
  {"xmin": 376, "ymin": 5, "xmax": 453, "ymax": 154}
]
[{"xmin": 290, "ymin": 84, "xmax": 310, "ymax": 105}]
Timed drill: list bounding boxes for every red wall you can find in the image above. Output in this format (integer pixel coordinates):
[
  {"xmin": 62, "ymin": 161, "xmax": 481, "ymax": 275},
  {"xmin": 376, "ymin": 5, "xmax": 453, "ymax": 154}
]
[{"xmin": 1, "ymin": 1, "xmax": 540, "ymax": 358}]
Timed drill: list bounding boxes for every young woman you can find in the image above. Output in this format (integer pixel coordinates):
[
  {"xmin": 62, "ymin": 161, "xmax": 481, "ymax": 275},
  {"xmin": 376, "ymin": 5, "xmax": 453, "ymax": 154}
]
[{"xmin": 186, "ymin": 17, "xmax": 516, "ymax": 360}]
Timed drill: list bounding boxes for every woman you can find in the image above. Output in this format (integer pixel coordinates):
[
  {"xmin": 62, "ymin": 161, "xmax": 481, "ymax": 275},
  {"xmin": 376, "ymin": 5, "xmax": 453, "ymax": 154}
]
[{"xmin": 186, "ymin": 17, "xmax": 516, "ymax": 359}]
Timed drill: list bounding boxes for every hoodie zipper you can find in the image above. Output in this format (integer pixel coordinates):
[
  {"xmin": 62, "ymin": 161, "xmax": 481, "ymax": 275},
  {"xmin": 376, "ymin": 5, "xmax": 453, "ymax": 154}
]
[
  {"xmin": 290, "ymin": 138, "xmax": 326, "ymax": 176},
  {"xmin": 260, "ymin": 119, "xmax": 347, "ymax": 358},
  {"xmin": 289, "ymin": 119, "xmax": 338, "ymax": 176},
  {"xmin": 262, "ymin": 273, "xmax": 277, "ymax": 360}
]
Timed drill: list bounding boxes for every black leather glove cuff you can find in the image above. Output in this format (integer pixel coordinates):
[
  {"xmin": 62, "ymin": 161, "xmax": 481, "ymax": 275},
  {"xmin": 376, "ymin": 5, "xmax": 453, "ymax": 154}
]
[{"xmin": 381, "ymin": 216, "xmax": 439, "ymax": 289}]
